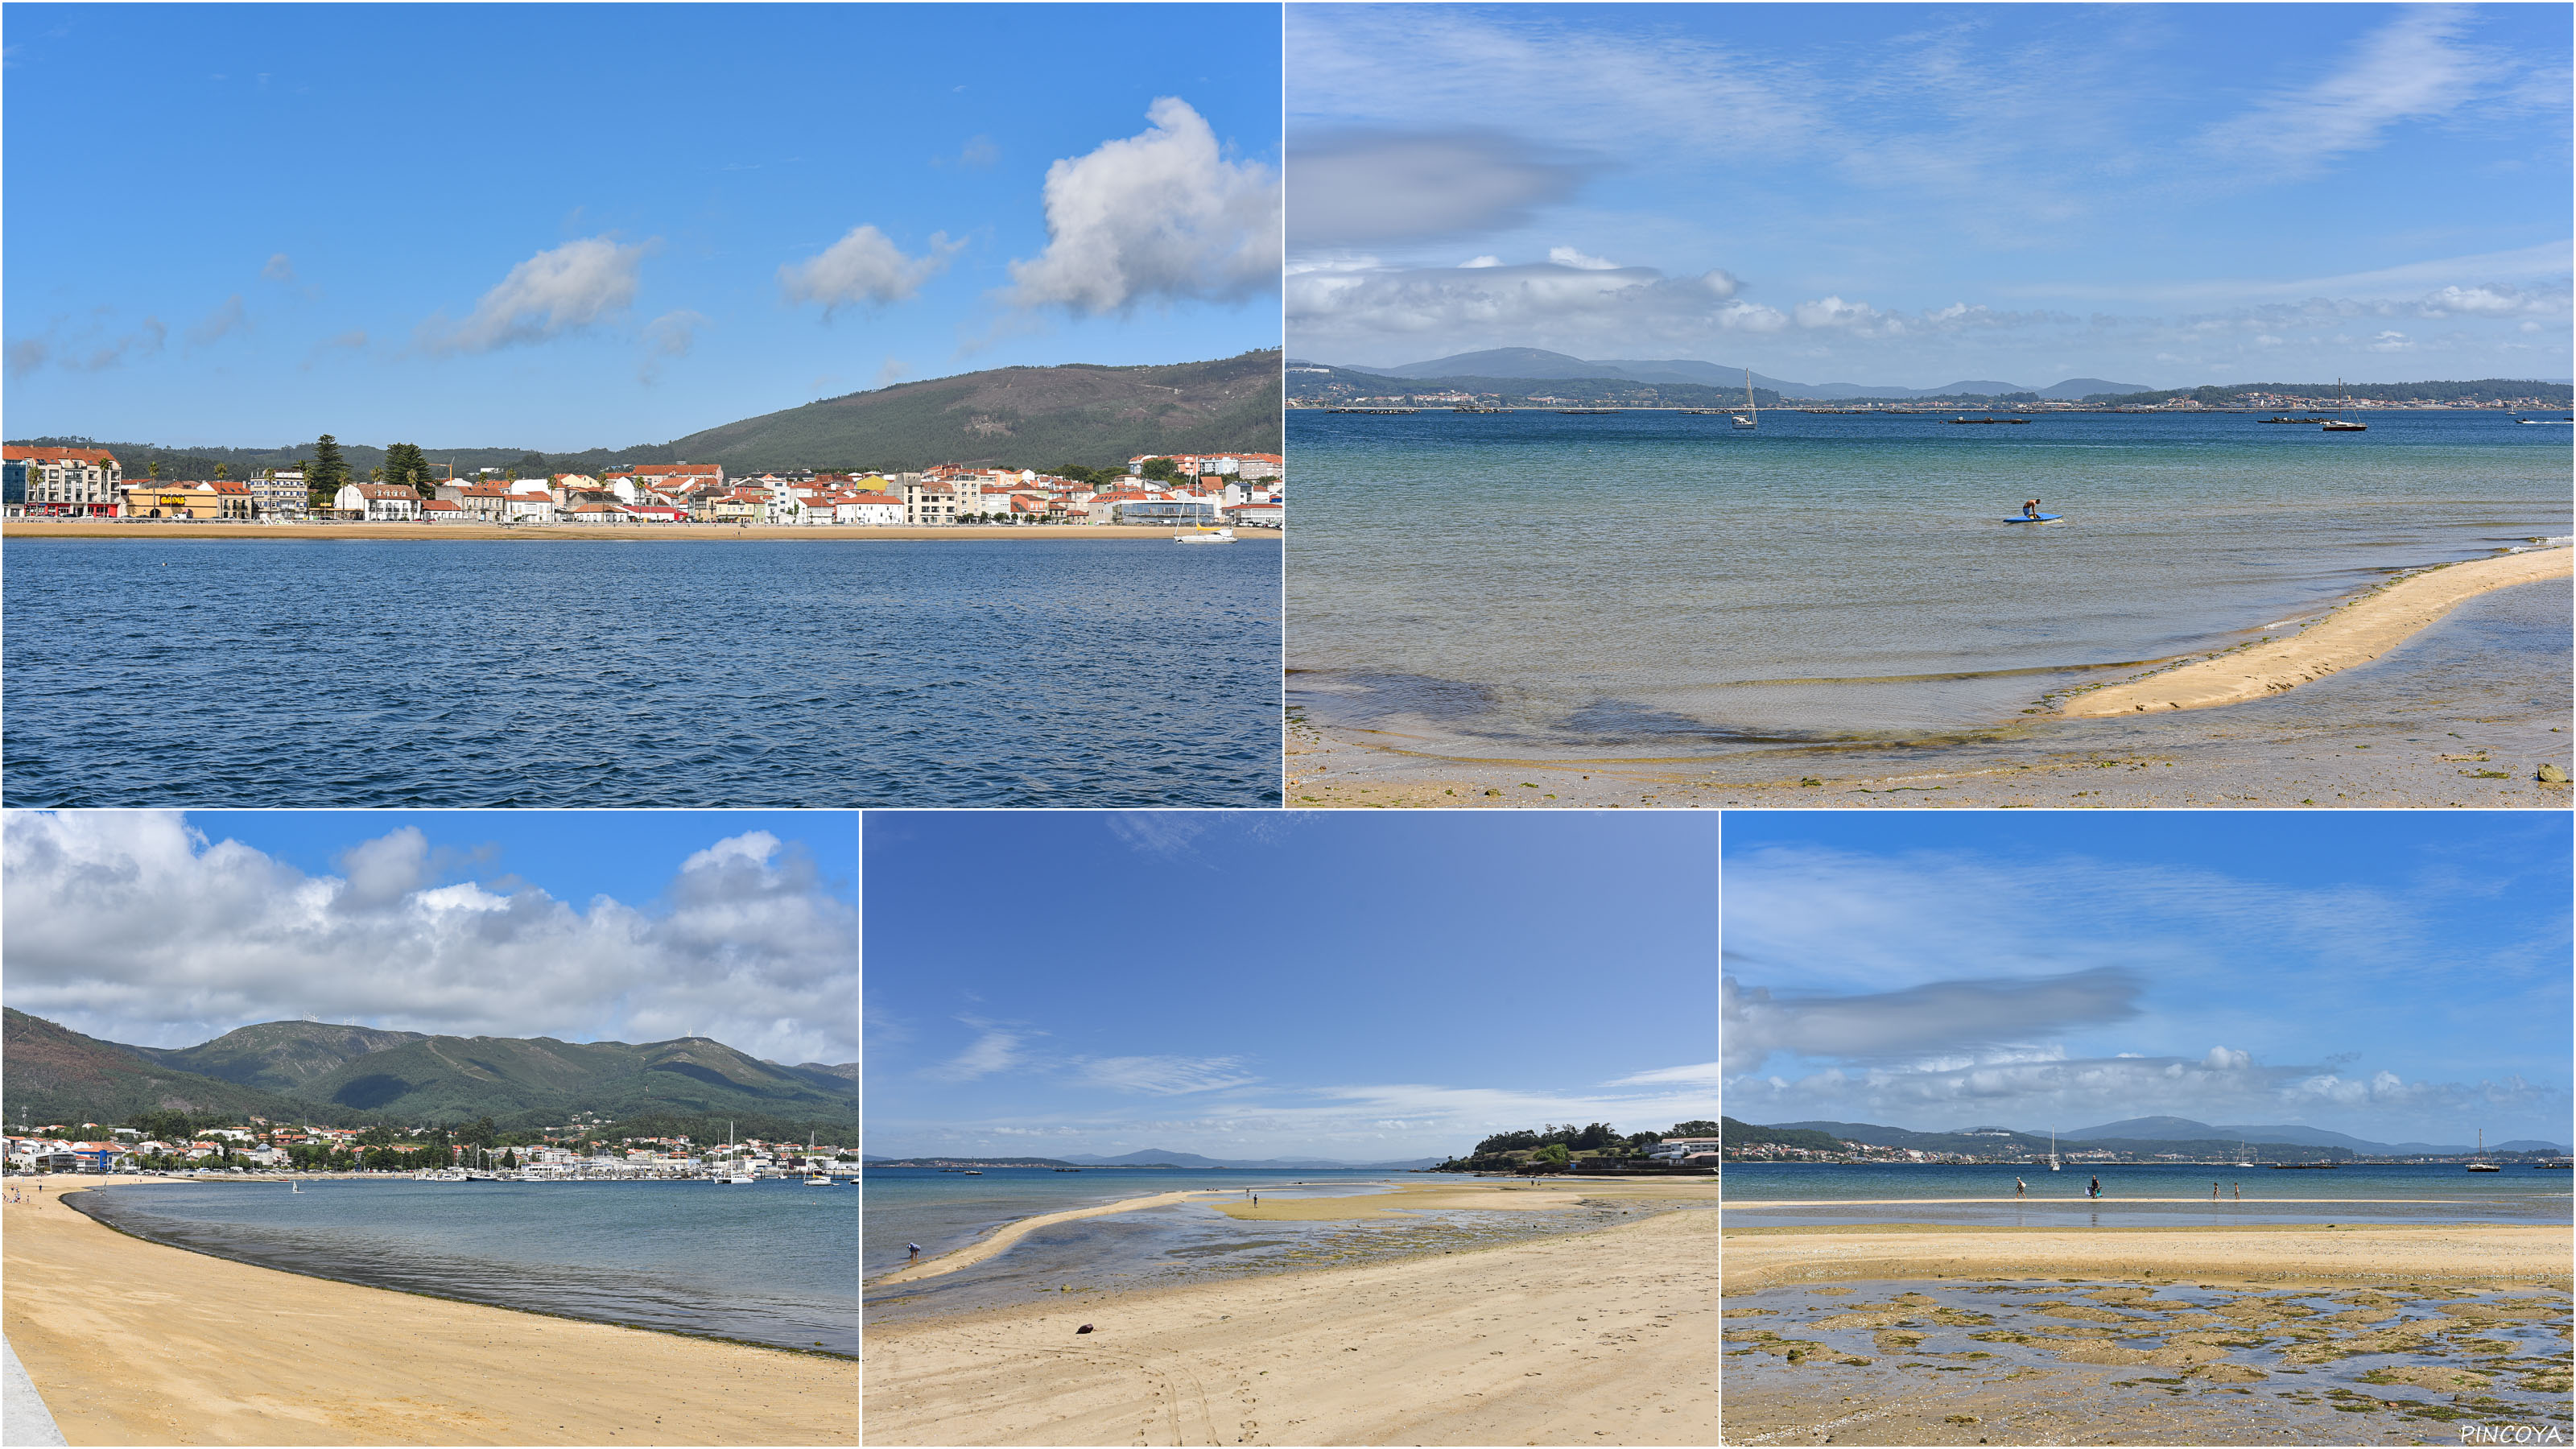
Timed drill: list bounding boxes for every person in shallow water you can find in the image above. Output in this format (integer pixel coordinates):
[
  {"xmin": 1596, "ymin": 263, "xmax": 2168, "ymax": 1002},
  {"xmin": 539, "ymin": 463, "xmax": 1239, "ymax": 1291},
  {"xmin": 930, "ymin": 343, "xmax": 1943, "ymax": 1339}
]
[
  {"xmin": 2023, "ymin": 498, "xmax": 2041, "ymax": 518},
  {"xmin": 2088, "ymin": 1174, "xmax": 2102, "ymax": 1199},
  {"xmin": 907, "ymin": 1242, "xmax": 921, "ymax": 1262},
  {"xmin": 2015, "ymin": 1178, "xmax": 2026, "ymax": 1198}
]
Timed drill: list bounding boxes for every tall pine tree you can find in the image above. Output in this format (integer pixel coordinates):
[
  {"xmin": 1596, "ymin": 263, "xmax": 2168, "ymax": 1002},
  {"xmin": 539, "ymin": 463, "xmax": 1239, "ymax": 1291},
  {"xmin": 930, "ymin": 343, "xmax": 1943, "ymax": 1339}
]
[{"xmin": 308, "ymin": 435, "xmax": 351, "ymax": 510}]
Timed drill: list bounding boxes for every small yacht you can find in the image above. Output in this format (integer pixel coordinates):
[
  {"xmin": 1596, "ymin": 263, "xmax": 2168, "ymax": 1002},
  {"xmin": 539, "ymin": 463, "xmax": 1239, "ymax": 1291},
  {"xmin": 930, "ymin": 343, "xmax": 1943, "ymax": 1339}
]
[
  {"xmin": 2321, "ymin": 379, "xmax": 2368, "ymax": 431},
  {"xmin": 1174, "ymin": 526, "xmax": 1236, "ymax": 543},
  {"xmin": 2467, "ymin": 1128, "xmax": 2504, "ymax": 1171},
  {"xmin": 1732, "ymin": 368, "xmax": 1757, "ymax": 427},
  {"xmin": 2048, "ymin": 1126, "xmax": 2061, "ymax": 1172}
]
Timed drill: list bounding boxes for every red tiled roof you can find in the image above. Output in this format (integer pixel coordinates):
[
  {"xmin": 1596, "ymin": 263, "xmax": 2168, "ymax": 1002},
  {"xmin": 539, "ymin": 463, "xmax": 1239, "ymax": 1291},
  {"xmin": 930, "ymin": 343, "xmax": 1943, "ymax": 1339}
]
[{"xmin": 6, "ymin": 445, "xmax": 118, "ymax": 465}]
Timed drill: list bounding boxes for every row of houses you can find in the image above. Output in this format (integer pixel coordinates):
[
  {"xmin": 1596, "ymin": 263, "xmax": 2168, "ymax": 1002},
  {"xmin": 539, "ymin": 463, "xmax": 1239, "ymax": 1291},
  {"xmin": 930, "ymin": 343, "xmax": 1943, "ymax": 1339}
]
[{"xmin": 3, "ymin": 448, "xmax": 1289, "ymax": 528}]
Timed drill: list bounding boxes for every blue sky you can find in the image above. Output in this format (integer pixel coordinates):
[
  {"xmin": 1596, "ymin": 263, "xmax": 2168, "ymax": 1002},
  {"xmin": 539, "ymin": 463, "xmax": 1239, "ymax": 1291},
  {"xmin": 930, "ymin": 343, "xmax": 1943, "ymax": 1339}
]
[
  {"xmin": 2, "ymin": 810, "xmax": 858, "ymax": 1063},
  {"xmin": 1722, "ymin": 813, "xmax": 2574, "ymax": 1147},
  {"xmin": 863, "ymin": 811, "xmax": 1719, "ymax": 1160},
  {"xmin": 1288, "ymin": 3, "xmax": 2573, "ymax": 389},
  {"xmin": 3, "ymin": 3, "xmax": 1282, "ymax": 450}
]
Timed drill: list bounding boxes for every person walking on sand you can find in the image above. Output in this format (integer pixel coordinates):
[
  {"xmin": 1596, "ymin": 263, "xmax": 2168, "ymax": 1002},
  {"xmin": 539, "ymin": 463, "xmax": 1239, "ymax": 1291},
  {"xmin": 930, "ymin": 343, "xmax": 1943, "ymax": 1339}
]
[
  {"xmin": 2015, "ymin": 1177, "xmax": 2026, "ymax": 1199},
  {"xmin": 2212, "ymin": 1182, "xmax": 2220, "ymax": 1201},
  {"xmin": 2233, "ymin": 1183, "xmax": 2241, "ymax": 1201}
]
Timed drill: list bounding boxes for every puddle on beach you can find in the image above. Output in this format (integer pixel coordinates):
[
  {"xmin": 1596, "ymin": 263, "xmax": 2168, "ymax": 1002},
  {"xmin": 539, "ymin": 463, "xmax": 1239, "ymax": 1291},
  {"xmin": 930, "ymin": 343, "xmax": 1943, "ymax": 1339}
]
[
  {"xmin": 866, "ymin": 1193, "xmax": 1706, "ymax": 1327},
  {"xmin": 1722, "ymin": 1279, "xmax": 2574, "ymax": 1445}
]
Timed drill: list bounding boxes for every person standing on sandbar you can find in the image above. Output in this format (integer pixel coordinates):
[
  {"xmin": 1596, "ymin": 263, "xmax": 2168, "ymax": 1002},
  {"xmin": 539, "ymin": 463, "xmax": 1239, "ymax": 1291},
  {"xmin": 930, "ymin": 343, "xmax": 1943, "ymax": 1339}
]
[{"xmin": 2088, "ymin": 1174, "xmax": 2101, "ymax": 1199}]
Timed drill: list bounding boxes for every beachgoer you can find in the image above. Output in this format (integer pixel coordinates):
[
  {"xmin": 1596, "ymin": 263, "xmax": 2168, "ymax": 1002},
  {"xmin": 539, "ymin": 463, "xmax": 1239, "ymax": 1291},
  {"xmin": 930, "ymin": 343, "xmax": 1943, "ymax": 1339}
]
[
  {"xmin": 2233, "ymin": 1183, "xmax": 2241, "ymax": 1200},
  {"xmin": 2212, "ymin": 1183, "xmax": 2219, "ymax": 1201},
  {"xmin": 2023, "ymin": 499, "xmax": 2038, "ymax": 518},
  {"xmin": 907, "ymin": 1242, "xmax": 922, "ymax": 1262},
  {"xmin": 2088, "ymin": 1175, "xmax": 2100, "ymax": 1199},
  {"xmin": 2015, "ymin": 1178, "xmax": 2026, "ymax": 1198}
]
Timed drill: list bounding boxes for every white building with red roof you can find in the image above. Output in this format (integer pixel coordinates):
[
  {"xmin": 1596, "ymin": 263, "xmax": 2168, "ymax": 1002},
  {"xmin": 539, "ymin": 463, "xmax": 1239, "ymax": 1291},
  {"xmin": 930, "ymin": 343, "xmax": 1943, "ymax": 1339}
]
[{"xmin": 6, "ymin": 444, "xmax": 123, "ymax": 513}]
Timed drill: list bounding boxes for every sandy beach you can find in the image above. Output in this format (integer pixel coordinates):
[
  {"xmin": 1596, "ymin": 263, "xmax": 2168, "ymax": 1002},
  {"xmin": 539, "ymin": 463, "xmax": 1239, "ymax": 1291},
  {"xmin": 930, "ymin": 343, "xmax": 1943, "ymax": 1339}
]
[
  {"xmin": 1724, "ymin": 1221, "xmax": 2575, "ymax": 1294},
  {"xmin": 2, "ymin": 520, "xmax": 1265, "ymax": 543},
  {"xmin": 2, "ymin": 1177, "xmax": 856, "ymax": 1446},
  {"xmin": 865, "ymin": 1198, "xmax": 1716, "ymax": 1446},
  {"xmin": 2062, "ymin": 547, "xmax": 2574, "ymax": 716}
]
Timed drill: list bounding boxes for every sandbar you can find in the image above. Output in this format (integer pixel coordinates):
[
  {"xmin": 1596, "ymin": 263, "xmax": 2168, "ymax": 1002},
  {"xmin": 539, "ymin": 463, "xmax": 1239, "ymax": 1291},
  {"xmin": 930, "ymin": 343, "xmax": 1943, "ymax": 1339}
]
[
  {"xmin": 1724, "ymin": 1222, "xmax": 2574, "ymax": 1294},
  {"xmin": 863, "ymin": 1206, "xmax": 1716, "ymax": 1445},
  {"xmin": 877, "ymin": 1191, "xmax": 1224, "ymax": 1285},
  {"xmin": 2062, "ymin": 547, "xmax": 2572, "ymax": 716},
  {"xmin": 3, "ymin": 520, "xmax": 1272, "ymax": 543},
  {"xmin": 3, "ymin": 1176, "xmax": 856, "ymax": 1445}
]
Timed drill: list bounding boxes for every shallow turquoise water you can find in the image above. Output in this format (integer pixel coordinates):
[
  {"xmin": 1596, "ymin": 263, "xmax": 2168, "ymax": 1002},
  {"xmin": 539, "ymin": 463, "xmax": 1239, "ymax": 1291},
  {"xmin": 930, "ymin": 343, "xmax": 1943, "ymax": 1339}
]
[{"xmin": 1290, "ymin": 410, "xmax": 2569, "ymax": 757}]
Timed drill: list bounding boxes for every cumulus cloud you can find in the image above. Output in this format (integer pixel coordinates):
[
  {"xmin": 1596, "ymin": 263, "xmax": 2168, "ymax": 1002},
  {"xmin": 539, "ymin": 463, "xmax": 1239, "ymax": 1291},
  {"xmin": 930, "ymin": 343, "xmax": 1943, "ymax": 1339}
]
[
  {"xmin": 1005, "ymin": 97, "xmax": 1282, "ymax": 315},
  {"xmin": 778, "ymin": 225, "xmax": 960, "ymax": 312},
  {"xmin": 418, "ymin": 236, "xmax": 648, "ymax": 354},
  {"xmin": 1290, "ymin": 129, "xmax": 1592, "ymax": 250},
  {"xmin": 0, "ymin": 811, "xmax": 856, "ymax": 1065},
  {"xmin": 262, "ymin": 253, "xmax": 296, "ymax": 283}
]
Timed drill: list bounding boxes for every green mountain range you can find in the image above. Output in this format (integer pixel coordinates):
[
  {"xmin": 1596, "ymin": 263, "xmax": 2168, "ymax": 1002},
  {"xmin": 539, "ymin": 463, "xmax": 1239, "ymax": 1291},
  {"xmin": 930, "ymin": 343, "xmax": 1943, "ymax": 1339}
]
[
  {"xmin": 17, "ymin": 349, "xmax": 1283, "ymax": 483},
  {"xmin": 3, "ymin": 1009, "xmax": 855, "ymax": 1133}
]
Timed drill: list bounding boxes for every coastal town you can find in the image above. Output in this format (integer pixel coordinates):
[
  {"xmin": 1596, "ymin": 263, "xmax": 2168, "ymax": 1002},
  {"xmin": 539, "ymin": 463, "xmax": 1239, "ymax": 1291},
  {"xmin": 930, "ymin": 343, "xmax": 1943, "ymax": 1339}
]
[
  {"xmin": 1, "ymin": 443, "xmax": 1285, "ymax": 530},
  {"xmin": 5, "ymin": 1119, "xmax": 858, "ymax": 1181}
]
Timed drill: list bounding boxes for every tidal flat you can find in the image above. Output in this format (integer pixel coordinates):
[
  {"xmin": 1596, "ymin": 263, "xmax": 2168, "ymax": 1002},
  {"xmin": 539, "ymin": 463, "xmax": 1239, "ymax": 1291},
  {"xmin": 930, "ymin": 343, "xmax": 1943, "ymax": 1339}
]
[{"xmin": 1722, "ymin": 1278, "xmax": 2574, "ymax": 1445}]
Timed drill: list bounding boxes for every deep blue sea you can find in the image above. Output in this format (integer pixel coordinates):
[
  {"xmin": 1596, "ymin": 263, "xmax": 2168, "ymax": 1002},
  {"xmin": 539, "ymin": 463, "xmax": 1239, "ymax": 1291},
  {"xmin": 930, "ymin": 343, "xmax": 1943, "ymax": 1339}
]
[
  {"xmin": 1721, "ymin": 1160, "xmax": 2574, "ymax": 1228},
  {"xmin": 1290, "ymin": 409, "xmax": 2570, "ymax": 758},
  {"xmin": 2, "ymin": 537, "xmax": 1280, "ymax": 807},
  {"xmin": 72, "ymin": 1177, "xmax": 858, "ymax": 1355}
]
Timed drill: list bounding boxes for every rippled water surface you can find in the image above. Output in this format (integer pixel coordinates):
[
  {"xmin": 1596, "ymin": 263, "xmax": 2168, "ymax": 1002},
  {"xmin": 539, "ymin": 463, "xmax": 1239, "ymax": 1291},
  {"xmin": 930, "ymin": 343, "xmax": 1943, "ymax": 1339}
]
[
  {"xmin": 1290, "ymin": 410, "xmax": 2569, "ymax": 758},
  {"xmin": 4, "ymin": 538, "xmax": 1280, "ymax": 807},
  {"xmin": 74, "ymin": 1177, "xmax": 857, "ymax": 1355}
]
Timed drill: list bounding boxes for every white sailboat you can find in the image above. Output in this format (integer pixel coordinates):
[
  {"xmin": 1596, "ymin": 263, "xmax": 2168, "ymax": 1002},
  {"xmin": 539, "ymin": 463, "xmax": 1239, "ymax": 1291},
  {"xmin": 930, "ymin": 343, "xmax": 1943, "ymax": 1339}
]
[
  {"xmin": 1732, "ymin": 368, "xmax": 1757, "ymax": 427},
  {"xmin": 718, "ymin": 1121, "xmax": 756, "ymax": 1184},
  {"xmin": 807, "ymin": 1131, "xmax": 831, "ymax": 1185},
  {"xmin": 2048, "ymin": 1126, "xmax": 2061, "ymax": 1172},
  {"xmin": 2467, "ymin": 1128, "xmax": 2503, "ymax": 1171},
  {"xmin": 2322, "ymin": 378, "xmax": 2368, "ymax": 431}
]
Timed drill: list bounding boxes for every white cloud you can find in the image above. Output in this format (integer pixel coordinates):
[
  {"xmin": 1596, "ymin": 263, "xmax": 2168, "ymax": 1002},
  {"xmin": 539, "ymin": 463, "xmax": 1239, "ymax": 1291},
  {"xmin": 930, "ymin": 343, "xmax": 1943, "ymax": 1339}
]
[
  {"xmin": 931, "ymin": 1026, "xmax": 1030, "ymax": 1082},
  {"xmin": 779, "ymin": 225, "xmax": 960, "ymax": 312},
  {"xmin": 1546, "ymin": 245, "xmax": 1621, "ymax": 271},
  {"xmin": 2368, "ymin": 329, "xmax": 2414, "ymax": 352},
  {"xmin": 1072, "ymin": 1055, "xmax": 1260, "ymax": 1096},
  {"xmin": 0, "ymin": 811, "xmax": 856, "ymax": 1065},
  {"xmin": 419, "ymin": 236, "xmax": 647, "ymax": 354},
  {"xmin": 1005, "ymin": 97, "xmax": 1282, "ymax": 315},
  {"xmin": 262, "ymin": 253, "xmax": 296, "ymax": 283},
  {"xmin": 2201, "ymin": 7, "xmax": 2492, "ymax": 174}
]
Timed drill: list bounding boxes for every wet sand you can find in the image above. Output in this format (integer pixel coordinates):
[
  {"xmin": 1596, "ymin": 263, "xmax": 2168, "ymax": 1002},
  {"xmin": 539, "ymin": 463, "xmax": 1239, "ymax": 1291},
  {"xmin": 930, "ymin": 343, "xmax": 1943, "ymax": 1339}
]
[
  {"xmin": 864, "ymin": 1204, "xmax": 1716, "ymax": 1446},
  {"xmin": 1724, "ymin": 1223, "xmax": 2574, "ymax": 1293},
  {"xmin": 1724, "ymin": 1224, "xmax": 2573, "ymax": 1445},
  {"xmin": 2064, "ymin": 548, "xmax": 2573, "ymax": 716},
  {"xmin": 3, "ymin": 520, "xmax": 1233, "ymax": 543},
  {"xmin": 3, "ymin": 1177, "xmax": 855, "ymax": 1446}
]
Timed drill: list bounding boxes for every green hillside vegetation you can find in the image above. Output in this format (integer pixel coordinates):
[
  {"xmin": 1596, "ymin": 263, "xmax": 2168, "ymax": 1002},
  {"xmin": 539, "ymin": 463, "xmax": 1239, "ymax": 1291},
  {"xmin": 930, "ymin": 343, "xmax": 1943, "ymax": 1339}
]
[
  {"xmin": 660, "ymin": 349, "xmax": 1282, "ymax": 472},
  {"xmin": 14, "ymin": 349, "xmax": 1283, "ymax": 484},
  {"xmin": 4, "ymin": 1011, "xmax": 854, "ymax": 1136},
  {"xmin": 2, "ymin": 1008, "xmax": 338, "ymax": 1126},
  {"xmin": 1438, "ymin": 1118, "xmax": 1722, "ymax": 1172},
  {"xmin": 1721, "ymin": 1117, "xmax": 1852, "ymax": 1152}
]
